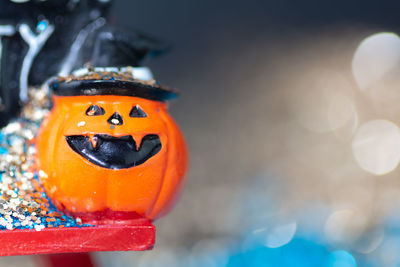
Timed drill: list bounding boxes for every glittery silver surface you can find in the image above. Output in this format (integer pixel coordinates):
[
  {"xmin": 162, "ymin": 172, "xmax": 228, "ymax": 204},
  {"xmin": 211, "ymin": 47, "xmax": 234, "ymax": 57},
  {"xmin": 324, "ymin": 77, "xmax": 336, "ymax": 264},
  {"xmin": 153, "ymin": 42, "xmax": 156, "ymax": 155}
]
[{"xmin": 0, "ymin": 86, "xmax": 84, "ymax": 231}]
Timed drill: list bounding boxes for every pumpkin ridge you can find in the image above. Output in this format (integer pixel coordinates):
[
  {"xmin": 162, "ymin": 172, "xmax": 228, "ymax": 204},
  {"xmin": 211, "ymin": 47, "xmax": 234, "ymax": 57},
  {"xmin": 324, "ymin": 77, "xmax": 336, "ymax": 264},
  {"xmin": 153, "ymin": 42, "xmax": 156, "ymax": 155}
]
[
  {"xmin": 145, "ymin": 107, "xmax": 171, "ymax": 217},
  {"xmin": 146, "ymin": 108, "xmax": 188, "ymax": 219}
]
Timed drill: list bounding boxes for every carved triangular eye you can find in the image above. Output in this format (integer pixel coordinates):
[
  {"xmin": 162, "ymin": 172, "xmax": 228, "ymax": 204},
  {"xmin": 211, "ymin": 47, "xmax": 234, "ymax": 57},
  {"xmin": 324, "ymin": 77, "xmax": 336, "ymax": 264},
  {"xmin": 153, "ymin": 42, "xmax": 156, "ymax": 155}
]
[
  {"xmin": 86, "ymin": 105, "xmax": 105, "ymax": 116},
  {"xmin": 107, "ymin": 112, "xmax": 123, "ymax": 125},
  {"xmin": 129, "ymin": 105, "xmax": 147, "ymax": 118}
]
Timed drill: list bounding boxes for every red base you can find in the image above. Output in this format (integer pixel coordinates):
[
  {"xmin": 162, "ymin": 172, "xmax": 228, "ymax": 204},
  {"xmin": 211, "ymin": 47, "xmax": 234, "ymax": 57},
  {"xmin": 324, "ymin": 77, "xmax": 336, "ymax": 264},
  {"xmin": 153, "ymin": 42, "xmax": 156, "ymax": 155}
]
[{"xmin": 0, "ymin": 220, "xmax": 155, "ymax": 256}]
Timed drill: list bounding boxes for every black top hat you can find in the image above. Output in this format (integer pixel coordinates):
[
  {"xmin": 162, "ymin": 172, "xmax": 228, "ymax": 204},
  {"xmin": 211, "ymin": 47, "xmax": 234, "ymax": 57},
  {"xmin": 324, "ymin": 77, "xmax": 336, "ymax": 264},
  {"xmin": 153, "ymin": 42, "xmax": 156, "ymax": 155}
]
[{"xmin": 50, "ymin": 69, "xmax": 178, "ymax": 102}]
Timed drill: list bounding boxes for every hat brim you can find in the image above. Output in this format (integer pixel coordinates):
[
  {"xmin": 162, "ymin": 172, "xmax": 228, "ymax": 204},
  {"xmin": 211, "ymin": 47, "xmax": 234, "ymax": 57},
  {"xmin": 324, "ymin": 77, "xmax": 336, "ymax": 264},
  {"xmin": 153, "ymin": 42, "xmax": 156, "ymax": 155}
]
[{"xmin": 51, "ymin": 79, "xmax": 178, "ymax": 102}]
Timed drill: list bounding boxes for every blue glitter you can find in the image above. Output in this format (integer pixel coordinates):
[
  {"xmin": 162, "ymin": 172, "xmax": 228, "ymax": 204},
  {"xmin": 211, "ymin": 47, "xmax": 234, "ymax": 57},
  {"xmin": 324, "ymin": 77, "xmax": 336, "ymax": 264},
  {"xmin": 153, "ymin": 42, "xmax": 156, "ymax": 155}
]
[
  {"xmin": 36, "ymin": 20, "xmax": 48, "ymax": 33},
  {"xmin": 0, "ymin": 147, "xmax": 7, "ymax": 155},
  {"xmin": 0, "ymin": 89, "xmax": 92, "ymax": 231}
]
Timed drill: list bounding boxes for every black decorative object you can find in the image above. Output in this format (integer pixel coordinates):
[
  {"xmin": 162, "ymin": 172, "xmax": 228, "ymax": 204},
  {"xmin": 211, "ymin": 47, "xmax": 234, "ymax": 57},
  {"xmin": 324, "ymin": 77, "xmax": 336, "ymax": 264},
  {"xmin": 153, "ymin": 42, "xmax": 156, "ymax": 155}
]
[{"xmin": 0, "ymin": 0, "xmax": 167, "ymax": 127}]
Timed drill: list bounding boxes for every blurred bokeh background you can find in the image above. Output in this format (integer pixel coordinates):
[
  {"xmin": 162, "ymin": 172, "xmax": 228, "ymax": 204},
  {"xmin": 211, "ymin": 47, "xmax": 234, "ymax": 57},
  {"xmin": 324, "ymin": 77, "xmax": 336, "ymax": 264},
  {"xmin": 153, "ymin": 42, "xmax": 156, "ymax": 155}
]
[{"xmin": 6, "ymin": 0, "xmax": 400, "ymax": 266}]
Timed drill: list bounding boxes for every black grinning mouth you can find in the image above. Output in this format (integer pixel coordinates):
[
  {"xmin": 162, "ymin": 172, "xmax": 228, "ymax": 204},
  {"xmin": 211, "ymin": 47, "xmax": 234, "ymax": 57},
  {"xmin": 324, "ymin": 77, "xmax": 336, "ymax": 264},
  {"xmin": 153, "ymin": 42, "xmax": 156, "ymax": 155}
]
[{"xmin": 66, "ymin": 134, "xmax": 162, "ymax": 169}]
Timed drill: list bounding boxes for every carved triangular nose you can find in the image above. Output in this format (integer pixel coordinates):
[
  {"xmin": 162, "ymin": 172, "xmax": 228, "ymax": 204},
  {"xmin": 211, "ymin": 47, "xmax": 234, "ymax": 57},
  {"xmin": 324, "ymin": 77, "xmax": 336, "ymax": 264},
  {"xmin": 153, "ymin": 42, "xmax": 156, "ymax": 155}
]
[{"xmin": 107, "ymin": 112, "xmax": 123, "ymax": 125}]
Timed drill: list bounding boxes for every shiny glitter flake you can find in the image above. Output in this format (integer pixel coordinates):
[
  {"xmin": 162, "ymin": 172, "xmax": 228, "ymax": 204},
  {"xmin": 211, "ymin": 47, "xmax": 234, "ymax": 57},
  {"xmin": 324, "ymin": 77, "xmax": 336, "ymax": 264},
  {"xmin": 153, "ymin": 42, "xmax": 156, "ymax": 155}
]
[{"xmin": 0, "ymin": 86, "xmax": 88, "ymax": 231}]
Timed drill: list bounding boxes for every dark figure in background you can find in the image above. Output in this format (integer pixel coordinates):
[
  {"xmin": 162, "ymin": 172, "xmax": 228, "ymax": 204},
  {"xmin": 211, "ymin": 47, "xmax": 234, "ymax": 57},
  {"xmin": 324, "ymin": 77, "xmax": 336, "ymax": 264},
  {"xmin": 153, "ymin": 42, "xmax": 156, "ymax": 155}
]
[{"xmin": 0, "ymin": 0, "xmax": 166, "ymax": 127}]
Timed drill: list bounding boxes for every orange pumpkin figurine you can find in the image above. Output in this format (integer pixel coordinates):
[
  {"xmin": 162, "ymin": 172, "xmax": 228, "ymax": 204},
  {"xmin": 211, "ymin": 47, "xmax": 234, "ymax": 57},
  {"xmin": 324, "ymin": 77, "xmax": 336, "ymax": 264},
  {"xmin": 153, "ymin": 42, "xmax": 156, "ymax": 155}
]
[{"xmin": 35, "ymin": 68, "xmax": 188, "ymax": 224}]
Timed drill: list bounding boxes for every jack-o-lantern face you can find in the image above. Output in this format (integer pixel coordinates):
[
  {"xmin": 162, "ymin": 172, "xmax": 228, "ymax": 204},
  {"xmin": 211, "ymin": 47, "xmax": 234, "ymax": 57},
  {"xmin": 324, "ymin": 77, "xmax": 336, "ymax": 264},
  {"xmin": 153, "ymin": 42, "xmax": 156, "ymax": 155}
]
[
  {"xmin": 65, "ymin": 102, "xmax": 162, "ymax": 169},
  {"xmin": 36, "ymin": 94, "xmax": 188, "ymax": 221}
]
